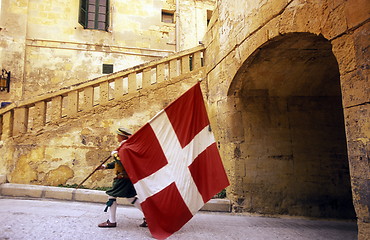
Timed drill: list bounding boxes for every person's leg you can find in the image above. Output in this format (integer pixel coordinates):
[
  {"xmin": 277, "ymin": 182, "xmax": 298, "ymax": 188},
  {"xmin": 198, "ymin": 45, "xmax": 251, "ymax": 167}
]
[
  {"xmin": 127, "ymin": 197, "xmax": 147, "ymax": 227},
  {"xmin": 127, "ymin": 197, "xmax": 142, "ymax": 211},
  {"xmin": 98, "ymin": 197, "xmax": 117, "ymax": 228},
  {"xmin": 108, "ymin": 198, "xmax": 118, "ymax": 223}
]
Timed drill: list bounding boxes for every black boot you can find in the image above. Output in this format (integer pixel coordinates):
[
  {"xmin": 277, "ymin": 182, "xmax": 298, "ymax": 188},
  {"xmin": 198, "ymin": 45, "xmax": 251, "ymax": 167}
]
[{"xmin": 139, "ymin": 218, "xmax": 147, "ymax": 227}]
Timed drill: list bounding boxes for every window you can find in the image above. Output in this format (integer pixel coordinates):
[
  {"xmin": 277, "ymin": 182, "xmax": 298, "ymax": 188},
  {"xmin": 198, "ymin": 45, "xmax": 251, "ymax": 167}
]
[
  {"xmin": 161, "ymin": 10, "xmax": 174, "ymax": 23},
  {"xmin": 102, "ymin": 64, "xmax": 113, "ymax": 74},
  {"xmin": 79, "ymin": 0, "xmax": 109, "ymax": 31}
]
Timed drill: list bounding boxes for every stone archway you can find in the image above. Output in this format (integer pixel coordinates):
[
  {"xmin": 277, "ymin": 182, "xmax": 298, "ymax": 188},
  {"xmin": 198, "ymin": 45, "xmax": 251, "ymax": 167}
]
[{"xmin": 229, "ymin": 32, "xmax": 356, "ymax": 219}]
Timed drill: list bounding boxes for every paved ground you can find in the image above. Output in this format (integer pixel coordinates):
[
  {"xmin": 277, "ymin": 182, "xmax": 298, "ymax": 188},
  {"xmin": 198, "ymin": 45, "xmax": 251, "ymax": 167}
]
[{"xmin": 0, "ymin": 197, "xmax": 357, "ymax": 240}]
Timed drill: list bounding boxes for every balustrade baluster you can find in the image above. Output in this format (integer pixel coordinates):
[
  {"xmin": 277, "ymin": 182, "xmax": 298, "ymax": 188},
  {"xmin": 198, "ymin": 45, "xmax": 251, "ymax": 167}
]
[
  {"xmin": 34, "ymin": 101, "xmax": 46, "ymax": 128},
  {"xmin": 169, "ymin": 59, "xmax": 178, "ymax": 79},
  {"xmin": 51, "ymin": 96, "xmax": 62, "ymax": 122},
  {"xmin": 1, "ymin": 111, "xmax": 13, "ymax": 139},
  {"xmin": 128, "ymin": 73, "xmax": 136, "ymax": 93},
  {"xmin": 114, "ymin": 78, "xmax": 124, "ymax": 99},
  {"xmin": 156, "ymin": 63, "xmax": 165, "ymax": 83},
  {"xmin": 142, "ymin": 68, "xmax": 152, "ymax": 89},
  {"xmin": 83, "ymin": 86, "xmax": 94, "ymax": 110},
  {"xmin": 67, "ymin": 91, "xmax": 78, "ymax": 116},
  {"xmin": 193, "ymin": 51, "xmax": 202, "ymax": 69},
  {"xmin": 13, "ymin": 107, "xmax": 28, "ymax": 135},
  {"xmin": 181, "ymin": 55, "xmax": 190, "ymax": 74},
  {"xmin": 100, "ymin": 81, "xmax": 109, "ymax": 104}
]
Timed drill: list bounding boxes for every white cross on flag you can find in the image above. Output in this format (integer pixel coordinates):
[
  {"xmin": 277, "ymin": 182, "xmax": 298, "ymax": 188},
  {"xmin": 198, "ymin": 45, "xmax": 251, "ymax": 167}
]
[{"xmin": 119, "ymin": 82, "xmax": 229, "ymax": 239}]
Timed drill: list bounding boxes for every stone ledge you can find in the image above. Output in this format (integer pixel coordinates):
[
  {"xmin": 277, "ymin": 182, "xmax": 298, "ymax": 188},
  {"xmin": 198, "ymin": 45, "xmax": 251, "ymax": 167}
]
[
  {"xmin": 0, "ymin": 183, "xmax": 44, "ymax": 198},
  {"xmin": 0, "ymin": 183, "xmax": 231, "ymax": 212},
  {"xmin": 201, "ymin": 198, "xmax": 232, "ymax": 212}
]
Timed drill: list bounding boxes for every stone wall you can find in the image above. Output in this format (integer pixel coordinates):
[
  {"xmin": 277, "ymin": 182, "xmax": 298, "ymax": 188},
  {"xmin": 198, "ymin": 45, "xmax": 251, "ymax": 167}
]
[
  {"xmin": 0, "ymin": 0, "xmax": 215, "ymax": 102},
  {"xmin": 204, "ymin": 0, "xmax": 368, "ymax": 238},
  {"xmin": 2, "ymin": 66, "xmax": 206, "ymax": 188}
]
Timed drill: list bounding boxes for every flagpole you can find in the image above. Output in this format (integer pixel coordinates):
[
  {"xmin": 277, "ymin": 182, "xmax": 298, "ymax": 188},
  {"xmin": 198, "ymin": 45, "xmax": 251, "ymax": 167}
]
[{"xmin": 75, "ymin": 155, "xmax": 111, "ymax": 189}]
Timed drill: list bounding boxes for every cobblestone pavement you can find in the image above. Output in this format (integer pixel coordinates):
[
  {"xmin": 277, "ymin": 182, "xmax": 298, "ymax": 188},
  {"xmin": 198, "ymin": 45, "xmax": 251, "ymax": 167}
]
[{"xmin": 0, "ymin": 198, "xmax": 357, "ymax": 240}]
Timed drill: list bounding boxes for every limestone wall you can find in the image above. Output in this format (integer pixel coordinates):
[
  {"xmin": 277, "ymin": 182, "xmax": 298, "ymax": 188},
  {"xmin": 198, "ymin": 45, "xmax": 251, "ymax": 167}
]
[
  {"xmin": 0, "ymin": 46, "xmax": 206, "ymax": 190},
  {"xmin": 0, "ymin": 0, "xmax": 215, "ymax": 102},
  {"xmin": 204, "ymin": 0, "xmax": 369, "ymax": 238},
  {"xmin": 4, "ymin": 74, "xmax": 205, "ymax": 188}
]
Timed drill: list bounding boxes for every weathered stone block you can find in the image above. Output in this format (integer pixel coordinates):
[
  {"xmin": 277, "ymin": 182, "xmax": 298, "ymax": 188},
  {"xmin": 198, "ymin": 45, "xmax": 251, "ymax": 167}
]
[
  {"xmin": 344, "ymin": 105, "xmax": 370, "ymax": 180},
  {"xmin": 341, "ymin": 69, "xmax": 370, "ymax": 108},
  {"xmin": 74, "ymin": 188, "xmax": 107, "ymax": 203},
  {"xmin": 0, "ymin": 183, "xmax": 43, "ymax": 198},
  {"xmin": 345, "ymin": 0, "xmax": 370, "ymax": 29},
  {"xmin": 44, "ymin": 186, "xmax": 74, "ymax": 200},
  {"xmin": 321, "ymin": 2, "xmax": 347, "ymax": 40},
  {"xmin": 201, "ymin": 199, "xmax": 231, "ymax": 212},
  {"xmin": 332, "ymin": 34, "xmax": 357, "ymax": 74}
]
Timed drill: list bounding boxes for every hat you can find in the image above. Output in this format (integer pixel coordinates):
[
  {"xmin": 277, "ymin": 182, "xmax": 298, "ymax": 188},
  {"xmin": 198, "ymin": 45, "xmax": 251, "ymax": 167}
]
[{"xmin": 116, "ymin": 128, "xmax": 132, "ymax": 136}]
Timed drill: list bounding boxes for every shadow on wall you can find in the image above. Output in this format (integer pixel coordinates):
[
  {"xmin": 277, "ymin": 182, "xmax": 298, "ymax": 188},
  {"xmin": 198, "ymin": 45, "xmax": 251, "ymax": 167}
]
[{"xmin": 228, "ymin": 32, "xmax": 355, "ymax": 219}]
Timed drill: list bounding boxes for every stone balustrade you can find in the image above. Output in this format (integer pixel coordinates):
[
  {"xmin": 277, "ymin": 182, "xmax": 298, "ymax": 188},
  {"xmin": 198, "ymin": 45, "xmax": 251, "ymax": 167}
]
[{"xmin": 0, "ymin": 45, "xmax": 205, "ymax": 140}]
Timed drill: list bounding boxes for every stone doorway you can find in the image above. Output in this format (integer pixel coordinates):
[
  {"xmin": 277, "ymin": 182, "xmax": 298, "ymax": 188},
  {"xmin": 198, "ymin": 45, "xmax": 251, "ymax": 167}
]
[{"xmin": 229, "ymin": 33, "xmax": 356, "ymax": 219}]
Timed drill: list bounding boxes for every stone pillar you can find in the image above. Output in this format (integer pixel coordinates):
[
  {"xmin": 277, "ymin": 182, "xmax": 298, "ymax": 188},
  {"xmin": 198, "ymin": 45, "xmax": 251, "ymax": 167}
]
[
  {"xmin": 1, "ymin": 111, "xmax": 13, "ymax": 140},
  {"xmin": 156, "ymin": 63, "xmax": 165, "ymax": 83},
  {"xmin": 142, "ymin": 68, "xmax": 152, "ymax": 89},
  {"xmin": 114, "ymin": 78, "xmax": 124, "ymax": 99},
  {"xmin": 33, "ymin": 101, "xmax": 46, "ymax": 128},
  {"xmin": 83, "ymin": 86, "xmax": 94, "ymax": 110},
  {"xmin": 51, "ymin": 96, "xmax": 62, "ymax": 122},
  {"xmin": 67, "ymin": 91, "xmax": 78, "ymax": 116},
  {"xmin": 181, "ymin": 55, "xmax": 190, "ymax": 74},
  {"xmin": 100, "ymin": 81, "xmax": 109, "ymax": 104},
  {"xmin": 169, "ymin": 59, "xmax": 178, "ymax": 79},
  {"xmin": 13, "ymin": 107, "xmax": 28, "ymax": 136},
  {"xmin": 193, "ymin": 51, "xmax": 203, "ymax": 69},
  {"xmin": 128, "ymin": 73, "xmax": 137, "ymax": 93}
]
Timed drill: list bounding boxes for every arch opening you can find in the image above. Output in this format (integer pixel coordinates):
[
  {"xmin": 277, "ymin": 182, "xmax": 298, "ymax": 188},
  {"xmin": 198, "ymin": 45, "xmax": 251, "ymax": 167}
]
[{"xmin": 229, "ymin": 33, "xmax": 355, "ymax": 219}]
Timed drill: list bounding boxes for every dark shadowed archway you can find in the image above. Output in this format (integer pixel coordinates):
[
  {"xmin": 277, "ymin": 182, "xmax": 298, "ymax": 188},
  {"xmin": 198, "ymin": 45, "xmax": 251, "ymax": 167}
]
[{"xmin": 229, "ymin": 33, "xmax": 355, "ymax": 219}]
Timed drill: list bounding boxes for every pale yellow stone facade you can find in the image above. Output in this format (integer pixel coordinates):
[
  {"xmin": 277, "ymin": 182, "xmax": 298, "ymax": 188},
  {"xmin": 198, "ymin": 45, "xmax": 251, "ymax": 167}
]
[
  {"xmin": 0, "ymin": 0, "xmax": 369, "ymax": 239},
  {"xmin": 0, "ymin": 0, "xmax": 215, "ymax": 102}
]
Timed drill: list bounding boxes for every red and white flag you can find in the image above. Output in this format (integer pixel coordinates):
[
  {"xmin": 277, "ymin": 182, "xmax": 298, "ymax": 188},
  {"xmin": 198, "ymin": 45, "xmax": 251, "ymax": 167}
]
[{"xmin": 119, "ymin": 82, "xmax": 229, "ymax": 239}]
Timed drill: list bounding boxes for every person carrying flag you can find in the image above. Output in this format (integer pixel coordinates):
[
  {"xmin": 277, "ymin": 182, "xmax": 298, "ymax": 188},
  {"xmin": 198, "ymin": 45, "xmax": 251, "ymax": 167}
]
[{"xmin": 97, "ymin": 127, "xmax": 147, "ymax": 228}]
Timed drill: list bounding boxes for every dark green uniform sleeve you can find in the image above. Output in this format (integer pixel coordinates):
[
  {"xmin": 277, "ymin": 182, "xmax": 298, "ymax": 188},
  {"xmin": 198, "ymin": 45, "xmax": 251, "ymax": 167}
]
[{"xmin": 106, "ymin": 162, "xmax": 115, "ymax": 169}]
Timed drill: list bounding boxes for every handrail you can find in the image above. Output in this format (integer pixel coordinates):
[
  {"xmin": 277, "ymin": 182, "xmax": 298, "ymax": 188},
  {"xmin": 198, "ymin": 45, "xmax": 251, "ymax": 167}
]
[{"xmin": 0, "ymin": 45, "xmax": 205, "ymax": 140}]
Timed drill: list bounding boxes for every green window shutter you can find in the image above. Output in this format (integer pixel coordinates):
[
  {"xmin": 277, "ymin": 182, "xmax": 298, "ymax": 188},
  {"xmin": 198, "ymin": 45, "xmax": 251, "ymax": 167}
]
[
  {"xmin": 105, "ymin": 0, "xmax": 110, "ymax": 31},
  {"xmin": 79, "ymin": 0, "xmax": 109, "ymax": 31},
  {"xmin": 78, "ymin": 0, "xmax": 88, "ymax": 28}
]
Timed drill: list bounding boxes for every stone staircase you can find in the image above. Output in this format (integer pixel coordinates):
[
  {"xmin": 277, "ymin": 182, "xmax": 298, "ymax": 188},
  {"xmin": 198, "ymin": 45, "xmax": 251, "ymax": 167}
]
[{"xmin": 0, "ymin": 46, "xmax": 205, "ymax": 141}]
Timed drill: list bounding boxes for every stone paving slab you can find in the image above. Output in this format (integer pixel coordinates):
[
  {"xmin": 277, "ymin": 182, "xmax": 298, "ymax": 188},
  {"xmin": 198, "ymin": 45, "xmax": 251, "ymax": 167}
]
[{"xmin": 0, "ymin": 198, "xmax": 357, "ymax": 240}]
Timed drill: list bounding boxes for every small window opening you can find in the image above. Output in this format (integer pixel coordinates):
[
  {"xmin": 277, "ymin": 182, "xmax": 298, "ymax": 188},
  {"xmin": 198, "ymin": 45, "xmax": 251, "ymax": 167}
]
[
  {"xmin": 162, "ymin": 10, "xmax": 174, "ymax": 23},
  {"xmin": 102, "ymin": 64, "xmax": 113, "ymax": 74}
]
